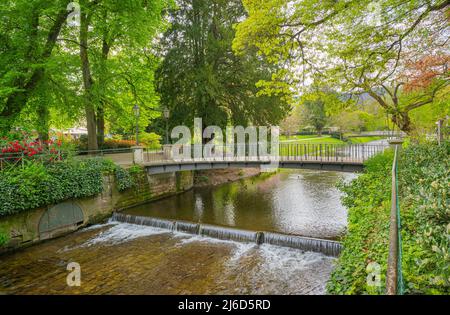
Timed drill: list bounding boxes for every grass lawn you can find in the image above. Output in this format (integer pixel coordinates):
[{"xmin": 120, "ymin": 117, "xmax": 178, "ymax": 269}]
[
  {"xmin": 347, "ymin": 136, "xmax": 384, "ymax": 144},
  {"xmin": 279, "ymin": 135, "xmax": 386, "ymax": 147},
  {"xmin": 279, "ymin": 134, "xmax": 322, "ymax": 141},
  {"xmin": 280, "ymin": 135, "xmax": 345, "ymax": 144},
  {"xmin": 298, "ymin": 137, "xmax": 345, "ymax": 144}
]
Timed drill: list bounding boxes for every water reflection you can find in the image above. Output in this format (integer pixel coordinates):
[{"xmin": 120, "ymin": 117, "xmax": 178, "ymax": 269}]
[{"xmin": 124, "ymin": 169, "xmax": 357, "ymax": 239}]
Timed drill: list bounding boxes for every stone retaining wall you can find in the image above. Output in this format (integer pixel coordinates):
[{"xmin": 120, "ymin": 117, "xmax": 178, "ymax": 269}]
[{"xmin": 0, "ymin": 170, "xmax": 194, "ymax": 253}]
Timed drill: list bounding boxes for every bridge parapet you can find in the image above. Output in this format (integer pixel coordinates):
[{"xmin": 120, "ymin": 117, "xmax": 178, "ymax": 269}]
[
  {"xmin": 141, "ymin": 143, "xmax": 389, "ymax": 174},
  {"xmin": 143, "ymin": 143, "xmax": 388, "ymax": 164}
]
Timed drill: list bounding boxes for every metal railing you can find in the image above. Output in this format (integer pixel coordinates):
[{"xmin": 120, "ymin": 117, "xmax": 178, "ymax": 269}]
[
  {"xmin": 144, "ymin": 143, "xmax": 388, "ymax": 164},
  {"xmin": 74, "ymin": 148, "xmax": 133, "ymax": 155},
  {"xmin": 0, "ymin": 147, "xmax": 134, "ymax": 170},
  {"xmin": 386, "ymin": 144, "xmax": 404, "ymax": 295},
  {"xmin": 1, "ymin": 143, "xmax": 389, "ymax": 169},
  {"xmin": 0, "ymin": 150, "xmax": 64, "ymax": 170}
]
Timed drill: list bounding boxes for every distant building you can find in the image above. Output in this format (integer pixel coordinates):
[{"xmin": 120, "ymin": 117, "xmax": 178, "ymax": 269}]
[
  {"xmin": 65, "ymin": 127, "xmax": 88, "ymax": 139},
  {"xmin": 51, "ymin": 127, "xmax": 88, "ymax": 139}
]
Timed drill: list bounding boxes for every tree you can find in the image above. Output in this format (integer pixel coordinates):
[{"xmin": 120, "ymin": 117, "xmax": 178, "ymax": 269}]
[
  {"xmin": 298, "ymin": 87, "xmax": 351, "ymax": 136},
  {"xmin": 301, "ymin": 100, "xmax": 327, "ymax": 136},
  {"xmin": 233, "ymin": 0, "xmax": 450, "ymax": 134},
  {"xmin": 156, "ymin": 0, "xmax": 290, "ymax": 137},
  {"xmin": 0, "ymin": 0, "xmax": 72, "ymax": 135},
  {"xmin": 0, "ymin": 0, "xmax": 169, "ymax": 149},
  {"xmin": 74, "ymin": 0, "xmax": 169, "ymax": 150},
  {"xmin": 331, "ymin": 110, "xmax": 366, "ymax": 136},
  {"xmin": 280, "ymin": 105, "xmax": 301, "ymax": 137}
]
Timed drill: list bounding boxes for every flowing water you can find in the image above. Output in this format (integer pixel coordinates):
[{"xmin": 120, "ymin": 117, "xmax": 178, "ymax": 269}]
[
  {"xmin": 0, "ymin": 169, "xmax": 356, "ymax": 295},
  {"xmin": 124, "ymin": 169, "xmax": 357, "ymax": 239},
  {"xmin": 112, "ymin": 213, "xmax": 343, "ymax": 257},
  {"xmin": 0, "ymin": 222, "xmax": 335, "ymax": 294}
]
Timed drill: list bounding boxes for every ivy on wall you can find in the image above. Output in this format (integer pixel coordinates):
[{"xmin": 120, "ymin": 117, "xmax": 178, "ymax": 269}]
[
  {"xmin": 0, "ymin": 158, "xmax": 141, "ymax": 217},
  {"xmin": 0, "ymin": 228, "xmax": 8, "ymax": 246}
]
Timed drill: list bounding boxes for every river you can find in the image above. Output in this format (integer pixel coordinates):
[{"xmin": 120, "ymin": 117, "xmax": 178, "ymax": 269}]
[
  {"xmin": 124, "ymin": 169, "xmax": 356, "ymax": 239},
  {"xmin": 0, "ymin": 169, "xmax": 356, "ymax": 295}
]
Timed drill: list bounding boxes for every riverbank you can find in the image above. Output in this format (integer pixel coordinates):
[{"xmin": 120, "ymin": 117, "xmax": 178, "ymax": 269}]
[
  {"xmin": 0, "ymin": 166, "xmax": 266, "ymax": 254},
  {"xmin": 0, "ymin": 165, "xmax": 353, "ymax": 295},
  {"xmin": 327, "ymin": 141, "xmax": 449, "ymax": 295}
]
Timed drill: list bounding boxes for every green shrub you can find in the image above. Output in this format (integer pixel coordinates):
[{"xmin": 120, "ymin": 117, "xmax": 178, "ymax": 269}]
[
  {"xmin": 196, "ymin": 175, "xmax": 209, "ymax": 184},
  {"xmin": 399, "ymin": 142, "xmax": 449, "ymax": 294},
  {"xmin": 0, "ymin": 158, "xmax": 115, "ymax": 217},
  {"xmin": 0, "ymin": 229, "xmax": 9, "ymax": 246},
  {"xmin": 327, "ymin": 149, "xmax": 393, "ymax": 295},
  {"xmin": 327, "ymin": 142, "xmax": 449, "ymax": 294},
  {"xmin": 138, "ymin": 132, "xmax": 161, "ymax": 149},
  {"xmin": 115, "ymin": 166, "xmax": 135, "ymax": 191},
  {"xmin": 128, "ymin": 165, "xmax": 144, "ymax": 176}
]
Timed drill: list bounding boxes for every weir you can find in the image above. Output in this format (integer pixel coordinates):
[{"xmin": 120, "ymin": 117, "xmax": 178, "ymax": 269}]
[
  {"xmin": 262, "ymin": 232, "xmax": 342, "ymax": 257},
  {"xmin": 199, "ymin": 225, "xmax": 258, "ymax": 243},
  {"xmin": 111, "ymin": 213, "xmax": 342, "ymax": 257}
]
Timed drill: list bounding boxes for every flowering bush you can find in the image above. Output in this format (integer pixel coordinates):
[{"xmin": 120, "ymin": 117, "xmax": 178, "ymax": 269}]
[{"xmin": 0, "ymin": 139, "xmax": 64, "ymax": 166}]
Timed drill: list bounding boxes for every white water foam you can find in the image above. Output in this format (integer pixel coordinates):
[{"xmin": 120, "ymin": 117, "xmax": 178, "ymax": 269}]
[
  {"xmin": 258, "ymin": 243, "xmax": 334, "ymax": 270},
  {"xmin": 82, "ymin": 220, "xmax": 118, "ymax": 231},
  {"xmin": 258, "ymin": 244, "xmax": 335, "ymax": 294},
  {"xmin": 56, "ymin": 221, "xmax": 120, "ymax": 253},
  {"xmin": 173, "ymin": 232, "xmax": 256, "ymax": 262},
  {"xmin": 226, "ymin": 244, "xmax": 335, "ymax": 294},
  {"xmin": 81, "ymin": 222, "xmax": 170, "ymax": 247}
]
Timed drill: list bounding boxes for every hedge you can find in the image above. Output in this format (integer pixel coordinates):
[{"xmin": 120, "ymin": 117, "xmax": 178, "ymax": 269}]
[{"xmin": 0, "ymin": 158, "xmax": 138, "ymax": 217}]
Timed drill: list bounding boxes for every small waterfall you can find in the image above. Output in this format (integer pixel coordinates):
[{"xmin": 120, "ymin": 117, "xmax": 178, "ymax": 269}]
[
  {"xmin": 199, "ymin": 225, "xmax": 258, "ymax": 243},
  {"xmin": 111, "ymin": 213, "xmax": 342, "ymax": 257},
  {"xmin": 255, "ymin": 231, "xmax": 264, "ymax": 245},
  {"xmin": 262, "ymin": 232, "xmax": 342, "ymax": 257},
  {"xmin": 173, "ymin": 221, "xmax": 200, "ymax": 234},
  {"xmin": 112, "ymin": 213, "xmax": 174, "ymax": 230}
]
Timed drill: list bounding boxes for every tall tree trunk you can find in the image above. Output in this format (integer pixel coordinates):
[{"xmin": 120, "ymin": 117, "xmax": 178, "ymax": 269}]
[
  {"xmin": 37, "ymin": 103, "xmax": 50, "ymax": 142},
  {"xmin": 392, "ymin": 111, "xmax": 413, "ymax": 134},
  {"xmin": 80, "ymin": 10, "xmax": 98, "ymax": 151},
  {"xmin": 96, "ymin": 33, "xmax": 111, "ymax": 148},
  {"xmin": 97, "ymin": 106, "xmax": 105, "ymax": 147}
]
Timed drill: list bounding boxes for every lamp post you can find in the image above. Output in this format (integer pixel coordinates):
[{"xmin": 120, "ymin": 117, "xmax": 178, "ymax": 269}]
[
  {"xmin": 163, "ymin": 106, "xmax": 170, "ymax": 145},
  {"xmin": 133, "ymin": 104, "xmax": 140, "ymax": 146}
]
